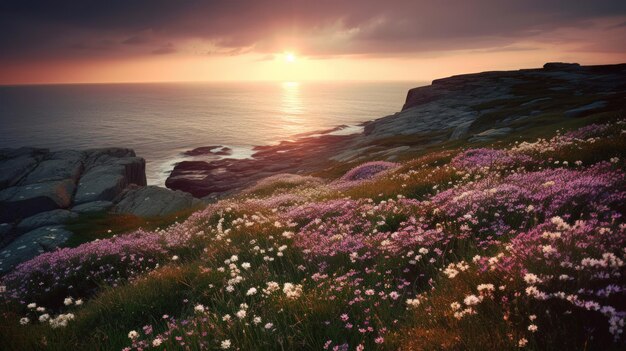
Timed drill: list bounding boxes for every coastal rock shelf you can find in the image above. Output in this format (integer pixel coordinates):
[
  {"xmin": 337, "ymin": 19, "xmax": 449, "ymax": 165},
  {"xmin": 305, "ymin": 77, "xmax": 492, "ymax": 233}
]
[
  {"xmin": 0, "ymin": 147, "xmax": 146, "ymax": 223},
  {"xmin": 0, "ymin": 148, "xmax": 202, "ymax": 272},
  {"xmin": 165, "ymin": 62, "xmax": 626, "ymax": 198}
]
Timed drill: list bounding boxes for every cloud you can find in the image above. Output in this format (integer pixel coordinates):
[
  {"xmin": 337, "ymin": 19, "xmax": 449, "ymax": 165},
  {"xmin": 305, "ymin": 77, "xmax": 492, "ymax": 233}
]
[
  {"xmin": 122, "ymin": 35, "xmax": 150, "ymax": 45},
  {"xmin": 151, "ymin": 43, "xmax": 176, "ymax": 55},
  {"xmin": 0, "ymin": 0, "xmax": 625, "ymax": 63}
]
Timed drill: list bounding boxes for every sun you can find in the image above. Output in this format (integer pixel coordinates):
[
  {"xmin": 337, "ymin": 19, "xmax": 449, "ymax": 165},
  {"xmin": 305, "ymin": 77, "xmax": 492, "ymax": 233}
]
[{"xmin": 284, "ymin": 52, "xmax": 296, "ymax": 63}]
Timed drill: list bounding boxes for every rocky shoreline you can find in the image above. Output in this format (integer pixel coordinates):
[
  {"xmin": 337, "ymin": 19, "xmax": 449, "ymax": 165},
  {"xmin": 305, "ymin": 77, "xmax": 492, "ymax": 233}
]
[{"xmin": 0, "ymin": 147, "xmax": 203, "ymax": 272}]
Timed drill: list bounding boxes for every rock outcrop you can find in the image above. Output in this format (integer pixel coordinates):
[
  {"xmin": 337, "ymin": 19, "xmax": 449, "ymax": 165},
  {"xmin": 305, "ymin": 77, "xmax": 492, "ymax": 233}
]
[
  {"xmin": 166, "ymin": 62, "xmax": 626, "ymax": 198},
  {"xmin": 74, "ymin": 148, "xmax": 146, "ymax": 204},
  {"xmin": 113, "ymin": 185, "xmax": 204, "ymax": 217},
  {"xmin": 0, "ymin": 147, "xmax": 203, "ymax": 273}
]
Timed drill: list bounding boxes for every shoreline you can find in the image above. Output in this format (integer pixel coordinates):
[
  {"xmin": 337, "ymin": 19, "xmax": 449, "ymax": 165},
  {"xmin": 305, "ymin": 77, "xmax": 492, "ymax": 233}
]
[{"xmin": 154, "ymin": 123, "xmax": 368, "ymax": 188}]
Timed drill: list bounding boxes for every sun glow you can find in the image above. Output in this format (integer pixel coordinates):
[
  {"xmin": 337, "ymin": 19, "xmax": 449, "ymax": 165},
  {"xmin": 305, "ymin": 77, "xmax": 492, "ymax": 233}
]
[{"xmin": 284, "ymin": 52, "xmax": 296, "ymax": 63}]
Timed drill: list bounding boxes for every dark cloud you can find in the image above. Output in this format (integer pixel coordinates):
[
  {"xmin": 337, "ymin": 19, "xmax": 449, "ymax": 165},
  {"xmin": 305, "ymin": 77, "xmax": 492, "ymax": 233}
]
[
  {"xmin": 0, "ymin": 0, "xmax": 625, "ymax": 62},
  {"xmin": 122, "ymin": 35, "xmax": 151, "ymax": 45}
]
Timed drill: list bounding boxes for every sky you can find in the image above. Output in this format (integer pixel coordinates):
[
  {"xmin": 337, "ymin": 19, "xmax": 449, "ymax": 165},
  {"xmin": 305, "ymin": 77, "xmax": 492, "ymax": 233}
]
[{"xmin": 1, "ymin": 0, "xmax": 626, "ymax": 85}]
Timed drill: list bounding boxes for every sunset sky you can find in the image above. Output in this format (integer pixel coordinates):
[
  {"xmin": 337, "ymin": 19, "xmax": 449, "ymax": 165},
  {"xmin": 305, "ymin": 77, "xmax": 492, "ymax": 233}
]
[{"xmin": 1, "ymin": 0, "xmax": 626, "ymax": 85}]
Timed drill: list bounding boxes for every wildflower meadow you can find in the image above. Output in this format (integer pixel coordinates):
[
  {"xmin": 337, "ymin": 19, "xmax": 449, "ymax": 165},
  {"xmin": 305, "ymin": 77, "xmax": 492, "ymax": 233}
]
[{"xmin": 1, "ymin": 119, "xmax": 625, "ymax": 350}]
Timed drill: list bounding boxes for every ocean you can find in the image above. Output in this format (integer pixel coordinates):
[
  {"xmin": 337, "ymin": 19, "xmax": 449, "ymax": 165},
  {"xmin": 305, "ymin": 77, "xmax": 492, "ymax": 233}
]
[{"xmin": 0, "ymin": 81, "xmax": 423, "ymax": 185}]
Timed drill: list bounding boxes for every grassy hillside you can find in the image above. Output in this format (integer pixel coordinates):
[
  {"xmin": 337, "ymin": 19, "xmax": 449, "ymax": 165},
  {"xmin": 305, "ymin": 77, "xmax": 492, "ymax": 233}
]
[{"xmin": 1, "ymin": 113, "xmax": 625, "ymax": 350}]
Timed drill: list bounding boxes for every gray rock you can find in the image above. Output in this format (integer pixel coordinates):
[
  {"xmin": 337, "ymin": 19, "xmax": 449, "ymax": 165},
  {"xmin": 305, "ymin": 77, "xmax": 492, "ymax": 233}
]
[
  {"xmin": 0, "ymin": 222, "xmax": 13, "ymax": 239},
  {"xmin": 329, "ymin": 146, "xmax": 377, "ymax": 163},
  {"xmin": 520, "ymin": 97, "xmax": 552, "ymax": 106},
  {"xmin": 74, "ymin": 156, "xmax": 146, "ymax": 204},
  {"xmin": 0, "ymin": 154, "xmax": 41, "ymax": 189},
  {"xmin": 72, "ymin": 200, "xmax": 114, "ymax": 214},
  {"xmin": 0, "ymin": 225, "xmax": 72, "ymax": 272},
  {"xmin": 469, "ymin": 127, "xmax": 514, "ymax": 142},
  {"xmin": 114, "ymin": 185, "xmax": 203, "ymax": 217},
  {"xmin": 21, "ymin": 150, "xmax": 84, "ymax": 184},
  {"xmin": 543, "ymin": 62, "xmax": 581, "ymax": 70},
  {"xmin": 0, "ymin": 179, "xmax": 75, "ymax": 221},
  {"xmin": 450, "ymin": 120, "xmax": 474, "ymax": 140},
  {"xmin": 82, "ymin": 148, "xmax": 137, "ymax": 169},
  {"xmin": 0, "ymin": 147, "xmax": 47, "ymax": 159},
  {"xmin": 564, "ymin": 101, "xmax": 607, "ymax": 118},
  {"xmin": 17, "ymin": 209, "xmax": 78, "ymax": 232}
]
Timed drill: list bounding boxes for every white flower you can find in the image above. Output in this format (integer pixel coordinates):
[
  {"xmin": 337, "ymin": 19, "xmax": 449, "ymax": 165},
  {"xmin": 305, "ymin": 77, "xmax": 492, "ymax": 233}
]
[
  {"xmin": 477, "ymin": 284, "xmax": 495, "ymax": 293},
  {"xmin": 253, "ymin": 316, "xmax": 262, "ymax": 324},
  {"xmin": 128, "ymin": 330, "xmax": 139, "ymax": 339},
  {"xmin": 406, "ymin": 298, "xmax": 420, "ymax": 308},
  {"xmin": 518, "ymin": 338, "xmax": 528, "ymax": 347},
  {"xmin": 236, "ymin": 309, "xmax": 247, "ymax": 319},
  {"xmin": 64, "ymin": 297, "xmax": 73, "ymax": 306},
  {"xmin": 246, "ymin": 287, "xmax": 258, "ymax": 296},
  {"xmin": 264, "ymin": 281, "xmax": 280, "ymax": 294},
  {"xmin": 241, "ymin": 262, "xmax": 251, "ymax": 270},
  {"xmin": 477, "ymin": 283, "xmax": 495, "ymax": 298},
  {"xmin": 19, "ymin": 317, "xmax": 29, "ymax": 325},
  {"xmin": 38, "ymin": 314, "xmax": 50, "ymax": 322},
  {"xmin": 528, "ymin": 324, "xmax": 538, "ymax": 332},
  {"xmin": 171, "ymin": 255, "xmax": 179, "ymax": 261},
  {"xmin": 282, "ymin": 231, "xmax": 294, "ymax": 239},
  {"xmin": 283, "ymin": 283, "xmax": 303, "ymax": 299},
  {"xmin": 194, "ymin": 304, "xmax": 206, "ymax": 313},
  {"xmin": 444, "ymin": 266, "xmax": 459, "ymax": 279},
  {"xmin": 523, "ymin": 273, "xmax": 540, "ymax": 285},
  {"xmin": 222, "ymin": 314, "xmax": 231, "ymax": 322},
  {"xmin": 221, "ymin": 339, "xmax": 231, "ymax": 349},
  {"xmin": 230, "ymin": 255, "xmax": 238, "ymax": 262},
  {"xmin": 541, "ymin": 245, "xmax": 556, "ymax": 255},
  {"xmin": 463, "ymin": 294, "xmax": 481, "ymax": 306},
  {"xmin": 75, "ymin": 299, "xmax": 83, "ymax": 306},
  {"xmin": 27, "ymin": 302, "xmax": 37, "ymax": 309},
  {"xmin": 152, "ymin": 338, "xmax": 163, "ymax": 347},
  {"xmin": 36, "ymin": 306, "xmax": 45, "ymax": 312},
  {"xmin": 264, "ymin": 322, "xmax": 274, "ymax": 329},
  {"xmin": 49, "ymin": 313, "xmax": 75, "ymax": 329}
]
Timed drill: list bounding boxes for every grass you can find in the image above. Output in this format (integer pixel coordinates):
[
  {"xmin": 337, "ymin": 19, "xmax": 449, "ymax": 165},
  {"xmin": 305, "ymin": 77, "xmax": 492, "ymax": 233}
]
[{"xmin": 64, "ymin": 207, "xmax": 199, "ymax": 247}]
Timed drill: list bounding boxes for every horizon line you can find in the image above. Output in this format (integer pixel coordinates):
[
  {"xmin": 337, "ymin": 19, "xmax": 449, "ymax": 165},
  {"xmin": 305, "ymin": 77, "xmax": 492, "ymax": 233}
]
[{"xmin": 0, "ymin": 78, "xmax": 430, "ymax": 88}]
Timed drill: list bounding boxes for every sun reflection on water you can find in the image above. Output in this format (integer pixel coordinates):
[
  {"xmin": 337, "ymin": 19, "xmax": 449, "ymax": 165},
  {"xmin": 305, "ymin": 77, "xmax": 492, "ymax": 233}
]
[{"xmin": 280, "ymin": 81, "xmax": 306, "ymax": 134}]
